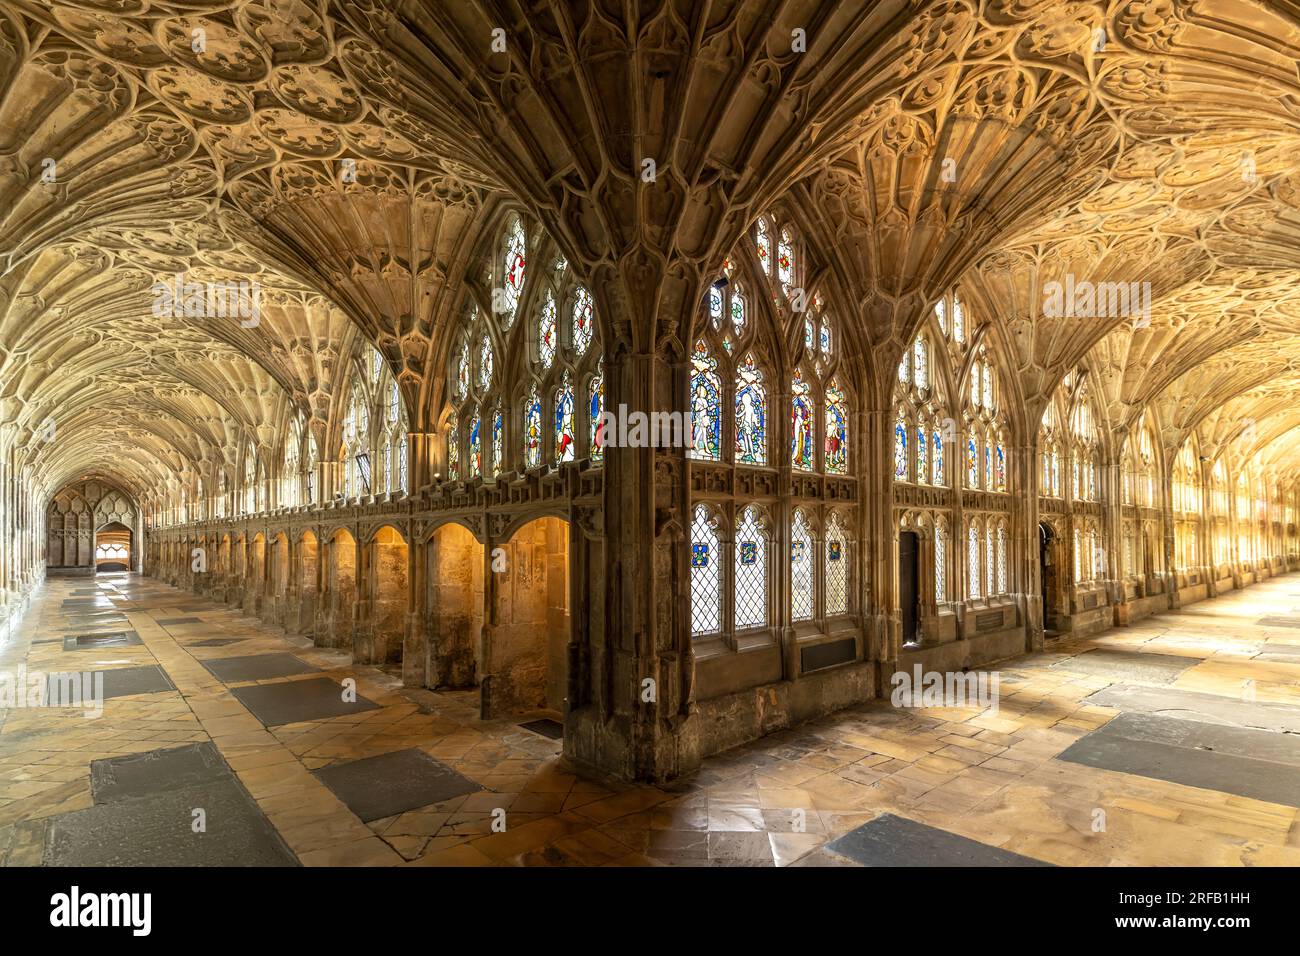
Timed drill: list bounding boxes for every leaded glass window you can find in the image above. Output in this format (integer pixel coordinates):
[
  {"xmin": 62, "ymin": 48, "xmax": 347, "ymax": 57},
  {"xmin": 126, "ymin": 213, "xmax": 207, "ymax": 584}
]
[
  {"xmin": 935, "ymin": 526, "xmax": 947, "ymax": 602},
  {"xmin": 468, "ymin": 412, "xmax": 481, "ymax": 478},
  {"xmin": 589, "ymin": 366, "xmax": 604, "ymax": 462},
  {"xmin": 825, "ymin": 512, "xmax": 847, "ymax": 616},
  {"xmin": 538, "ymin": 289, "xmax": 557, "ymax": 369},
  {"xmin": 894, "ymin": 417, "xmax": 908, "ymax": 481},
  {"xmin": 791, "ymin": 369, "xmax": 815, "ymax": 471},
  {"xmin": 524, "ymin": 385, "xmax": 542, "ymax": 468},
  {"xmin": 791, "ymin": 509, "xmax": 814, "ymax": 621},
  {"xmin": 501, "ymin": 215, "xmax": 526, "ymax": 327},
  {"xmin": 968, "ymin": 524, "xmax": 980, "ymax": 599},
  {"xmin": 690, "ymin": 505, "xmax": 721, "ymax": 636},
  {"xmin": 689, "ymin": 339, "xmax": 721, "ymax": 461},
  {"xmin": 735, "ymin": 354, "xmax": 767, "ymax": 466},
  {"xmin": 572, "ymin": 285, "xmax": 593, "ymax": 355},
  {"xmin": 490, "ymin": 408, "xmax": 502, "ymax": 478},
  {"xmin": 554, "ymin": 374, "xmax": 575, "ymax": 463},
  {"xmin": 756, "ymin": 218, "xmax": 771, "ymax": 275},
  {"xmin": 479, "ymin": 334, "xmax": 494, "ymax": 390},
  {"xmin": 734, "ymin": 506, "xmax": 767, "ymax": 629},
  {"xmin": 825, "ymin": 379, "xmax": 848, "ymax": 475}
]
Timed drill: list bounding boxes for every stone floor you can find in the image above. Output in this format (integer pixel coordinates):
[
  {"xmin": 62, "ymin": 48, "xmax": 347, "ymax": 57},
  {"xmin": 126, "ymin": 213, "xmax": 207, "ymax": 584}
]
[{"xmin": 2, "ymin": 573, "xmax": 1299, "ymax": 866}]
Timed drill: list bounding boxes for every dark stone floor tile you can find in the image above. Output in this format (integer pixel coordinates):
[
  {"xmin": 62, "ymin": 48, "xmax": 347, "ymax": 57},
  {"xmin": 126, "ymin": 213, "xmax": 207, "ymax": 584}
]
[
  {"xmin": 231, "ymin": 676, "xmax": 379, "ymax": 726},
  {"xmin": 826, "ymin": 813, "xmax": 1053, "ymax": 866},
  {"xmin": 101, "ymin": 665, "xmax": 177, "ymax": 700},
  {"xmin": 1049, "ymin": 648, "xmax": 1197, "ymax": 684},
  {"xmin": 90, "ymin": 742, "xmax": 228, "ymax": 804},
  {"xmin": 314, "ymin": 747, "xmax": 483, "ymax": 822},
  {"xmin": 519, "ymin": 718, "xmax": 564, "ymax": 740},
  {"xmin": 199, "ymin": 652, "xmax": 318, "ymax": 683}
]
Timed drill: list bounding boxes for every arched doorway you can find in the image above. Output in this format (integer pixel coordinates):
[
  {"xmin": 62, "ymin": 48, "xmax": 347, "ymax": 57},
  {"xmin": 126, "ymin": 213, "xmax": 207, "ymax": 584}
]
[
  {"xmin": 1039, "ymin": 521, "xmax": 1059, "ymax": 635},
  {"xmin": 326, "ymin": 528, "xmax": 357, "ymax": 649},
  {"xmin": 269, "ymin": 532, "xmax": 289, "ymax": 625},
  {"xmin": 485, "ymin": 516, "xmax": 570, "ymax": 725},
  {"xmin": 425, "ymin": 522, "xmax": 484, "ymax": 690},
  {"xmin": 298, "ymin": 530, "xmax": 318, "ymax": 637},
  {"xmin": 247, "ymin": 533, "xmax": 266, "ymax": 614},
  {"xmin": 358, "ymin": 525, "xmax": 408, "ymax": 670},
  {"xmin": 94, "ymin": 522, "xmax": 132, "ymax": 572}
]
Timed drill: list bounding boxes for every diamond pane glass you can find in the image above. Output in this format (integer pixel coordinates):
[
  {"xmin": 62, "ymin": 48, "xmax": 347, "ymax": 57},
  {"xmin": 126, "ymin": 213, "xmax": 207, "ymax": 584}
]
[
  {"xmin": 935, "ymin": 527, "xmax": 946, "ymax": 602},
  {"xmin": 791, "ymin": 509, "xmax": 814, "ymax": 622},
  {"xmin": 968, "ymin": 525, "xmax": 980, "ymax": 599},
  {"xmin": 690, "ymin": 506, "xmax": 721, "ymax": 636},
  {"xmin": 734, "ymin": 507, "xmax": 767, "ymax": 629},
  {"xmin": 825, "ymin": 512, "xmax": 847, "ymax": 616}
]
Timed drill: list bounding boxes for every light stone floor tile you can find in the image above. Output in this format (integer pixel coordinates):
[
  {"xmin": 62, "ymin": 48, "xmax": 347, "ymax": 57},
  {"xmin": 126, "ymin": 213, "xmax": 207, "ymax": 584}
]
[{"xmin": 8, "ymin": 574, "xmax": 1300, "ymax": 866}]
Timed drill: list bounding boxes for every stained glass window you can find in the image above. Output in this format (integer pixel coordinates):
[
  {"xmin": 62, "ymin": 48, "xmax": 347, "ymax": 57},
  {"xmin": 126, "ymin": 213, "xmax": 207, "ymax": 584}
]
[
  {"xmin": 573, "ymin": 285, "xmax": 593, "ymax": 355},
  {"xmin": 935, "ymin": 526, "xmax": 947, "ymax": 602},
  {"xmin": 791, "ymin": 369, "xmax": 815, "ymax": 471},
  {"xmin": 388, "ymin": 381, "xmax": 399, "ymax": 423},
  {"xmin": 791, "ymin": 509, "xmax": 814, "ymax": 621},
  {"xmin": 914, "ymin": 337, "xmax": 929, "ymax": 390},
  {"xmin": 916, "ymin": 423, "xmax": 927, "ymax": 484},
  {"xmin": 490, "ymin": 408, "xmax": 502, "ymax": 478},
  {"xmin": 708, "ymin": 285, "xmax": 723, "ymax": 328},
  {"xmin": 756, "ymin": 218, "xmax": 771, "ymax": 275},
  {"xmin": 819, "ymin": 321, "xmax": 831, "ymax": 356},
  {"xmin": 935, "ymin": 297, "xmax": 946, "ymax": 334},
  {"xmin": 689, "ymin": 339, "xmax": 721, "ymax": 461},
  {"xmin": 398, "ymin": 435, "xmax": 408, "ymax": 492},
  {"xmin": 805, "ymin": 316, "xmax": 815, "ymax": 351},
  {"xmin": 735, "ymin": 354, "xmax": 767, "ymax": 466},
  {"xmin": 382, "ymin": 441, "xmax": 392, "ymax": 493},
  {"xmin": 898, "ymin": 355, "xmax": 910, "ymax": 385},
  {"xmin": 967, "ymin": 435, "xmax": 978, "ymax": 488},
  {"xmin": 777, "ymin": 227, "xmax": 795, "ymax": 297},
  {"xmin": 690, "ymin": 505, "xmax": 721, "ymax": 636},
  {"xmin": 589, "ymin": 366, "xmax": 604, "ymax": 462},
  {"xmin": 554, "ymin": 374, "xmax": 575, "ymax": 463},
  {"xmin": 825, "ymin": 379, "xmax": 848, "ymax": 475},
  {"xmin": 996, "ymin": 443, "xmax": 1006, "ymax": 492},
  {"xmin": 971, "ymin": 366, "xmax": 981, "ymax": 407},
  {"xmin": 731, "ymin": 289, "xmax": 746, "ymax": 335},
  {"xmin": 455, "ymin": 339, "xmax": 469, "ymax": 400},
  {"xmin": 538, "ymin": 289, "xmax": 557, "ymax": 369},
  {"xmin": 894, "ymin": 417, "xmax": 908, "ymax": 481},
  {"xmin": 479, "ymin": 333, "xmax": 494, "ymax": 390},
  {"xmin": 306, "ymin": 435, "xmax": 317, "ymax": 503},
  {"xmin": 968, "ymin": 524, "xmax": 980, "ymax": 599},
  {"xmin": 953, "ymin": 294, "xmax": 965, "ymax": 344},
  {"xmin": 932, "ymin": 428, "xmax": 944, "ymax": 485},
  {"xmin": 826, "ymin": 512, "xmax": 847, "ymax": 616},
  {"xmin": 984, "ymin": 440, "xmax": 992, "ymax": 490},
  {"xmin": 501, "ymin": 215, "xmax": 526, "ymax": 327},
  {"xmin": 468, "ymin": 412, "xmax": 481, "ymax": 478},
  {"xmin": 734, "ymin": 506, "xmax": 767, "ymax": 629},
  {"xmin": 524, "ymin": 385, "xmax": 542, "ymax": 468},
  {"xmin": 982, "ymin": 361, "xmax": 993, "ymax": 408}
]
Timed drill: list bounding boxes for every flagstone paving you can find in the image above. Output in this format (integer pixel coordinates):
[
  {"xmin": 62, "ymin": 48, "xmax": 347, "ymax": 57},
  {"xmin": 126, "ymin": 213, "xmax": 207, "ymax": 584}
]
[{"xmin": 2, "ymin": 572, "xmax": 1299, "ymax": 867}]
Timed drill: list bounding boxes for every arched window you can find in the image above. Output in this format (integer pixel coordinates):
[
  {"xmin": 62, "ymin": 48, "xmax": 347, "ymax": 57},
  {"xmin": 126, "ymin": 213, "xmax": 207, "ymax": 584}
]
[
  {"xmin": 935, "ymin": 522, "xmax": 947, "ymax": 602},
  {"xmin": 489, "ymin": 407, "xmax": 502, "ymax": 480},
  {"xmin": 500, "ymin": 214, "xmax": 526, "ymax": 328},
  {"xmin": 243, "ymin": 446, "xmax": 257, "ymax": 514},
  {"xmin": 1039, "ymin": 401, "xmax": 1061, "ymax": 497},
  {"xmin": 689, "ymin": 339, "xmax": 722, "ymax": 461},
  {"xmin": 554, "ymin": 372, "xmax": 575, "ymax": 464},
  {"xmin": 572, "ymin": 286, "xmax": 594, "ymax": 356},
  {"xmin": 690, "ymin": 505, "xmax": 721, "ymax": 636},
  {"xmin": 588, "ymin": 364, "xmax": 604, "ymax": 462},
  {"xmin": 825, "ymin": 511, "xmax": 848, "ymax": 616},
  {"xmin": 523, "ymin": 384, "xmax": 542, "ymax": 469},
  {"xmin": 734, "ymin": 506, "xmax": 768, "ymax": 629},
  {"xmin": 283, "ymin": 419, "xmax": 301, "ymax": 508},
  {"xmin": 538, "ymin": 289, "xmax": 557, "ymax": 370},
  {"xmin": 963, "ymin": 343, "xmax": 1007, "ymax": 493},
  {"xmin": 791, "ymin": 509, "xmax": 814, "ymax": 621},
  {"xmin": 467, "ymin": 410, "xmax": 482, "ymax": 478},
  {"xmin": 734, "ymin": 353, "xmax": 767, "ymax": 465},
  {"xmin": 305, "ymin": 433, "xmax": 318, "ymax": 503},
  {"xmin": 791, "ymin": 369, "xmax": 815, "ymax": 471},
  {"xmin": 968, "ymin": 522, "xmax": 981, "ymax": 600},
  {"xmin": 446, "ymin": 414, "xmax": 459, "ymax": 480},
  {"xmin": 1065, "ymin": 374, "xmax": 1101, "ymax": 503},
  {"xmin": 825, "ymin": 379, "xmax": 849, "ymax": 475}
]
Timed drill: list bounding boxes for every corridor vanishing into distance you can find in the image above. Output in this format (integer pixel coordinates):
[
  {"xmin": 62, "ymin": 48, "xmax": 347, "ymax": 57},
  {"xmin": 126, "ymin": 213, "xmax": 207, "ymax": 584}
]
[
  {"xmin": 2, "ymin": 571, "xmax": 1298, "ymax": 867},
  {"xmin": 3, "ymin": 1, "xmax": 1300, "ymax": 875}
]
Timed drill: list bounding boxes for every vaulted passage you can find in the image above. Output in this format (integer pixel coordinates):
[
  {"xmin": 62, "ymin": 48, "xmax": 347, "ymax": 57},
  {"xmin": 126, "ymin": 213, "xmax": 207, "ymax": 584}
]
[{"xmin": 3, "ymin": 2, "xmax": 1300, "ymax": 869}]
